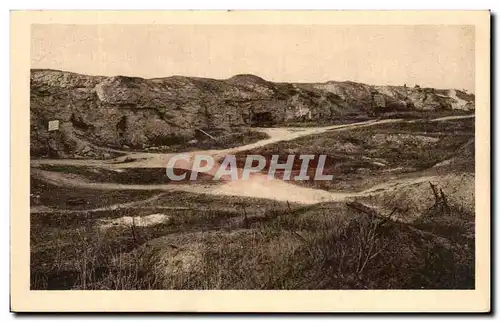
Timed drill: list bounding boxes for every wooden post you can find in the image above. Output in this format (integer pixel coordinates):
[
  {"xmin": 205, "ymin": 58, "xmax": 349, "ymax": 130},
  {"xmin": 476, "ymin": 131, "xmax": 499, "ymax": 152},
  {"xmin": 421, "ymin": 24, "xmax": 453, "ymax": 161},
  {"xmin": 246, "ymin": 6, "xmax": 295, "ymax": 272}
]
[{"xmin": 196, "ymin": 128, "xmax": 216, "ymax": 140}]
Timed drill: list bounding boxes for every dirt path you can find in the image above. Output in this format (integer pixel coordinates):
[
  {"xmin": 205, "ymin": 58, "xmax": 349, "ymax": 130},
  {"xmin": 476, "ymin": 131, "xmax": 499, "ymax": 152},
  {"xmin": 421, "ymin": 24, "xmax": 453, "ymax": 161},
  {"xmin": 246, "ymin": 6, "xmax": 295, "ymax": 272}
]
[
  {"xmin": 30, "ymin": 118, "xmax": 400, "ymax": 169},
  {"xmin": 31, "ymin": 114, "xmax": 474, "ymax": 169},
  {"xmin": 32, "ymin": 167, "xmax": 438, "ymax": 205},
  {"xmin": 430, "ymin": 113, "xmax": 474, "ymax": 122},
  {"xmin": 31, "ymin": 114, "xmax": 473, "ymax": 205},
  {"xmin": 29, "ymin": 193, "xmax": 194, "ymax": 214}
]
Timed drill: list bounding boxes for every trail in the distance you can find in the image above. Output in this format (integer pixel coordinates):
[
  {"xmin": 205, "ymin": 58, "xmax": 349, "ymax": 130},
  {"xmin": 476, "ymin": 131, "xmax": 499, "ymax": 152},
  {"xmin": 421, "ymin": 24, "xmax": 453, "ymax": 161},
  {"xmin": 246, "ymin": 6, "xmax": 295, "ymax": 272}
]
[
  {"xmin": 32, "ymin": 119, "xmax": 389, "ymax": 168},
  {"xmin": 31, "ymin": 114, "xmax": 473, "ymax": 169},
  {"xmin": 31, "ymin": 114, "xmax": 474, "ymax": 205}
]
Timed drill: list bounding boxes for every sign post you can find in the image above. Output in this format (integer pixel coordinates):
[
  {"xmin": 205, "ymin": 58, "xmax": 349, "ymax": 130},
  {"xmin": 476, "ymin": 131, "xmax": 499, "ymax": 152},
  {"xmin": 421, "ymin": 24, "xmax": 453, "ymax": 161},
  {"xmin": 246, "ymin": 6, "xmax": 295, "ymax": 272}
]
[{"xmin": 48, "ymin": 120, "xmax": 59, "ymax": 132}]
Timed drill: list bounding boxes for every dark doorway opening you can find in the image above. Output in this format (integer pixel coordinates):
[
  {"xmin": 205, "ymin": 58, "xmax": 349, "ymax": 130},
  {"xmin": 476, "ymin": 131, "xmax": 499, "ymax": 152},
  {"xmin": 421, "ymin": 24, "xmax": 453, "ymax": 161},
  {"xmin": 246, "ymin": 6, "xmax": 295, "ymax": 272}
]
[
  {"xmin": 116, "ymin": 116, "xmax": 127, "ymax": 138},
  {"xmin": 251, "ymin": 112, "xmax": 274, "ymax": 127}
]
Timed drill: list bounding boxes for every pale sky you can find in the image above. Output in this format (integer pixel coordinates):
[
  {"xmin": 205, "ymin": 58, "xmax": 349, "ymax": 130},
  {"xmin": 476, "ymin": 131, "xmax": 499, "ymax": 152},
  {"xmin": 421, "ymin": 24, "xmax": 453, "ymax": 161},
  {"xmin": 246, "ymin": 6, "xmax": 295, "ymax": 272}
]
[{"xmin": 31, "ymin": 24, "xmax": 475, "ymax": 92}]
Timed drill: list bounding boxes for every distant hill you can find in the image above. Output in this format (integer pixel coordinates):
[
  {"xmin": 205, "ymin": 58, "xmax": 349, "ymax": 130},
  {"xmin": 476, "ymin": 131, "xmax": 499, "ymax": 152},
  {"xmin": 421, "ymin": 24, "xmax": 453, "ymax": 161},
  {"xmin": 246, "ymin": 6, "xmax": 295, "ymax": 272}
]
[{"xmin": 30, "ymin": 69, "xmax": 475, "ymax": 158}]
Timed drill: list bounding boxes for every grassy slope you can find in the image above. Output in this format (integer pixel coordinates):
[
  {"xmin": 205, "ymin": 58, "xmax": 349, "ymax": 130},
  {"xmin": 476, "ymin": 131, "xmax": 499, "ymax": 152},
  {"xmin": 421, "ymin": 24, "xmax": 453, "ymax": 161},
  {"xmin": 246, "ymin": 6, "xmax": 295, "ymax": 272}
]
[
  {"xmin": 31, "ymin": 181, "xmax": 474, "ymax": 290},
  {"xmin": 235, "ymin": 118, "xmax": 474, "ymax": 191}
]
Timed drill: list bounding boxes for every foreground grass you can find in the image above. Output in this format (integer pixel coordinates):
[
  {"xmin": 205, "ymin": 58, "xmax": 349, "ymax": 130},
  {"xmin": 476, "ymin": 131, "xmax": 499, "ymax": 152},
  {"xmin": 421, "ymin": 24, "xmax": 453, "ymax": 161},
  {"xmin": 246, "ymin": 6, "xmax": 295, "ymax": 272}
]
[{"xmin": 31, "ymin": 183, "xmax": 474, "ymax": 290}]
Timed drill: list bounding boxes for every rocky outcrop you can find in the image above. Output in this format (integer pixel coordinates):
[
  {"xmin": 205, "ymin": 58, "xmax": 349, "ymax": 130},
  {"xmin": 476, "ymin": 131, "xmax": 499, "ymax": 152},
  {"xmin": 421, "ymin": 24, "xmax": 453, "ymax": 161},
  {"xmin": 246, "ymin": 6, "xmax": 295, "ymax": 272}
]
[
  {"xmin": 310, "ymin": 81, "xmax": 475, "ymax": 113},
  {"xmin": 30, "ymin": 69, "xmax": 475, "ymax": 158}
]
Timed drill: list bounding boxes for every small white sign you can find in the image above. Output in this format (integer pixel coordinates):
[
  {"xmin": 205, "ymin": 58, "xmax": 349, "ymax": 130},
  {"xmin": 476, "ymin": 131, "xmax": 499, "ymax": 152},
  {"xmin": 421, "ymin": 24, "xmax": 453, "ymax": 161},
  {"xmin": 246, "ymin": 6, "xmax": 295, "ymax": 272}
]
[{"xmin": 48, "ymin": 120, "xmax": 60, "ymax": 132}]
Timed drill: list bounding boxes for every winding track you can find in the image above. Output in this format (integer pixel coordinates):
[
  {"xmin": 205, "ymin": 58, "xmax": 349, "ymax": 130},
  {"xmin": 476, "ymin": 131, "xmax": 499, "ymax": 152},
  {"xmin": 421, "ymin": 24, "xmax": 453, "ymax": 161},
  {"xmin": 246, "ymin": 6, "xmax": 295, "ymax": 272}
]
[{"xmin": 31, "ymin": 114, "xmax": 474, "ymax": 206}]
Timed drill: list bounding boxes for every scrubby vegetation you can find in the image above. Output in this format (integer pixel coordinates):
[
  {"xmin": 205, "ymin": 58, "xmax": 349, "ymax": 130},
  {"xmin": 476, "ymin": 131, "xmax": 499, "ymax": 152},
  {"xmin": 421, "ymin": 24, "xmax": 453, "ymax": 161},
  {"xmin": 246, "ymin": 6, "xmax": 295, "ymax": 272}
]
[
  {"xmin": 235, "ymin": 118, "xmax": 475, "ymax": 191},
  {"xmin": 128, "ymin": 128, "xmax": 270, "ymax": 153},
  {"xmin": 30, "ymin": 117, "xmax": 475, "ymax": 290},
  {"xmin": 30, "ymin": 181, "xmax": 474, "ymax": 290}
]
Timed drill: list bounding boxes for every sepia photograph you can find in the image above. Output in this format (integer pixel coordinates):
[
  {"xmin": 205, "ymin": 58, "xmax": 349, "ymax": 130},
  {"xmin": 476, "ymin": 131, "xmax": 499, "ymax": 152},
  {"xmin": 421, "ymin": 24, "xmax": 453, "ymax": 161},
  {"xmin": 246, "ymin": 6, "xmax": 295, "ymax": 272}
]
[{"xmin": 10, "ymin": 10, "xmax": 490, "ymax": 312}]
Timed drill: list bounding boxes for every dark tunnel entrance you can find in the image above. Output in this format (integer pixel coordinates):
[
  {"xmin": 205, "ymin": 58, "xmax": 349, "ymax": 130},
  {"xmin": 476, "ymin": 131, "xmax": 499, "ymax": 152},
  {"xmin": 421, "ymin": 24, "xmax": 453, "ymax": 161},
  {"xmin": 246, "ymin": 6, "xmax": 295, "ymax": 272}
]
[
  {"xmin": 250, "ymin": 112, "xmax": 274, "ymax": 127},
  {"xmin": 116, "ymin": 116, "xmax": 127, "ymax": 138}
]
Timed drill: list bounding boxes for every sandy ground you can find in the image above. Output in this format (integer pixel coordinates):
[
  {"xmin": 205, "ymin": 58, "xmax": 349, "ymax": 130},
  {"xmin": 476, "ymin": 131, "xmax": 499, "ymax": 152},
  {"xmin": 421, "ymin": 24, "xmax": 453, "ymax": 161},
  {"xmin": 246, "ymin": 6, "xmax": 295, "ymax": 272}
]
[
  {"xmin": 31, "ymin": 114, "xmax": 474, "ymax": 205},
  {"xmin": 32, "ymin": 163, "xmax": 440, "ymax": 205},
  {"xmin": 98, "ymin": 213, "xmax": 171, "ymax": 229}
]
